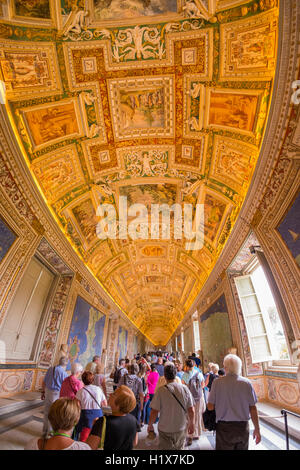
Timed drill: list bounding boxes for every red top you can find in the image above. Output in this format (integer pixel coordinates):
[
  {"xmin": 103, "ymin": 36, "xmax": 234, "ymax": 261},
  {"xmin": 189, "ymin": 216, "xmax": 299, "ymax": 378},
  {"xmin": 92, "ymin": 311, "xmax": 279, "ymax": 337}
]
[{"xmin": 60, "ymin": 375, "xmax": 83, "ymax": 399}]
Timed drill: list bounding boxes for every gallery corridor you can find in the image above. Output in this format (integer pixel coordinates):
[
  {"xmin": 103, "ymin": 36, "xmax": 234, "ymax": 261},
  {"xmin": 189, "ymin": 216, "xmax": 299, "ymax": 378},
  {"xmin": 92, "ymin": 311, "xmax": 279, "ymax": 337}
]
[{"xmin": 0, "ymin": 0, "xmax": 299, "ymax": 453}]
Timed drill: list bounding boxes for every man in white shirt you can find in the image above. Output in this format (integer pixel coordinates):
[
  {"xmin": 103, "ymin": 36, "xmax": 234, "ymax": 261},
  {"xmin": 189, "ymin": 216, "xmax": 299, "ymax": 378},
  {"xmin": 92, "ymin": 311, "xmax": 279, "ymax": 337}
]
[{"xmin": 148, "ymin": 363, "xmax": 195, "ymax": 450}]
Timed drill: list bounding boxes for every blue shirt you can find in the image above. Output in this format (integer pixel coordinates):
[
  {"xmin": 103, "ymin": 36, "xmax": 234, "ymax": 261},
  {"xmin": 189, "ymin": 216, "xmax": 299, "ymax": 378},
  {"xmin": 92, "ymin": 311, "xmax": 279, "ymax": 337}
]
[
  {"xmin": 182, "ymin": 369, "xmax": 204, "ymax": 385},
  {"xmin": 155, "ymin": 363, "xmax": 164, "ymax": 377},
  {"xmin": 208, "ymin": 373, "xmax": 257, "ymax": 422},
  {"xmin": 176, "ymin": 371, "xmax": 184, "ymax": 379},
  {"xmin": 44, "ymin": 365, "xmax": 68, "ymax": 391}
]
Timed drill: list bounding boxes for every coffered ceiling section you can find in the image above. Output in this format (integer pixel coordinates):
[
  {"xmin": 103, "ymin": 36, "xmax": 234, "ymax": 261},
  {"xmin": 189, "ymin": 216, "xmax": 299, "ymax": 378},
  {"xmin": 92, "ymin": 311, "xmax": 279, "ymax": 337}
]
[{"xmin": 0, "ymin": 0, "xmax": 279, "ymax": 345}]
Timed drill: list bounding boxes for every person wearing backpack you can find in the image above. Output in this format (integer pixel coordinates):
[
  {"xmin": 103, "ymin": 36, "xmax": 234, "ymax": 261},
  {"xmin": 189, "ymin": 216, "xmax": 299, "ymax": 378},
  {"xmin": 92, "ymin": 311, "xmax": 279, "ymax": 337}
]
[
  {"xmin": 110, "ymin": 358, "xmax": 127, "ymax": 391},
  {"xmin": 182, "ymin": 359, "xmax": 205, "ymax": 446},
  {"xmin": 119, "ymin": 363, "xmax": 144, "ymax": 432}
]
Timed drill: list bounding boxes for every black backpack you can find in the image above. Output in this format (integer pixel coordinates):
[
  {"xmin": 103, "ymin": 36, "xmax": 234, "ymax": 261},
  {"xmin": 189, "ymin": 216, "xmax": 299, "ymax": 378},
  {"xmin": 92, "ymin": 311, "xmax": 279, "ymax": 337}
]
[{"xmin": 113, "ymin": 366, "xmax": 122, "ymax": 384}]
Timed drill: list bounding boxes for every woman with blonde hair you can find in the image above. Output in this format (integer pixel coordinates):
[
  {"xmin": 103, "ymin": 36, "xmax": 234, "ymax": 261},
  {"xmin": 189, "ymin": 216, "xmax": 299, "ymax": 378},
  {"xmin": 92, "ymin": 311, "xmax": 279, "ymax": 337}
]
[
  {"xmin": 86, "ymin": 385, "xmax": 139, "ymax": 450},
  {"xmin": 93, "ymin": 363, "xmax": 107, "ymax": 399},
  {"xmin": 25, "ymin": 398, "xmax": 90, "ymax": 450},
  {"xmin": 205, "ymin": 363, "xmax": 219, "ymax": 392}
]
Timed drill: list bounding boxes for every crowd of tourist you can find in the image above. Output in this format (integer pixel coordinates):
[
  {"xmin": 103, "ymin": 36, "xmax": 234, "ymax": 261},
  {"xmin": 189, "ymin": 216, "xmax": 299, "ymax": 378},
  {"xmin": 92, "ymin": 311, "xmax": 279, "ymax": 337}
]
[{"xmin": 25, "ymin": 351, "xmax": 261, "ymax": 451}]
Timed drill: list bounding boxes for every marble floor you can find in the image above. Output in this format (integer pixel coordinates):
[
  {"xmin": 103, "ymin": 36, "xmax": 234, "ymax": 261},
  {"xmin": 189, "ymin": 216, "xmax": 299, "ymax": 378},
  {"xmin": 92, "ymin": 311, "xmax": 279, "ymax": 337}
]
[{"xmin": 0, "ymin": 401, "xmax": 299, "ymax": 451}]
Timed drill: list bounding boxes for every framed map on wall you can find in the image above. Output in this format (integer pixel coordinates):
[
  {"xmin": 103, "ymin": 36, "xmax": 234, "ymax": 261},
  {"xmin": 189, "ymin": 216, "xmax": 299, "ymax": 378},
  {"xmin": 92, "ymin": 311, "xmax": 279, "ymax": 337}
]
[
  {"xmin": 200, "ymin": 294, "xmax": 233, "ymax": 370},
  {"xmin": 277, "ymin": 192, "xmax": 300, "ymax": 268},
  {"xmin": 67, "ymin": 296, "xmax": 106, "ymax": 370},
  {"xmin": 0, "ymin": 217, "xmax": 17, "ymax": 264}
]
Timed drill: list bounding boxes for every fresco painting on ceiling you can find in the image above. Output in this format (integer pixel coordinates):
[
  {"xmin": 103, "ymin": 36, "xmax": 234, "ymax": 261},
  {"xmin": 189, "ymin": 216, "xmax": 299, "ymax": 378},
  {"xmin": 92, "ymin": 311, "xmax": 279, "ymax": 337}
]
[
  {"xmin": 119, "ymin": 88, "xmax": 165, "ymax": 131},
  {"xmin": 209, "ymin": 92, "xmax": 258, "ymax": 132},
  {"xmin": 229, "ymin": 26, "xmax": 276, "ymax": 70},
  {"xmin": 0, "ymin": 52, "xmax": 50, "ymax": 90},
  {"xmin": 211, "ymin": 137, "xmax": 255, "ymax": 192},
  {"xmin": 277, "ymin": 192, "xmax": 300, "ymax": 268},
  {"xmin": 31, "ymin": 147, "xmax": 84, "ymax": 203},
  {"xmin": 119, "ymin": 184, "xmax": 177, "ymax": 210},
  {"xmin": 118, "ymin": 326, "xmax": 128, "ymax": 359},
  {"xmin": 67, "ymin": 296, "xmax": 106, "ymax": 370},
  {"xmin": 24, "ymin": 102, "xmax": 80, "ymax": 148},
  {"xmin": 200, "ymin": 294, "xmax": 233, "ymax": 369},
  {"xmin": 0, "ymin": 217, "xmax": 17, "ymax": 263},
  {"xmin": 14, "ymin": 0, "xmax": 51, "ymax": 18},
  {"xmin": 93, "ymin": 0, "xmax": 177, "ymax": 21},
  {"xmin": 72, "ymin": 199, "xmax": 97, "ymax": 246},
  {"xmin": 203, "ymin": 194, "xmax": 227, "ymax": 243}
]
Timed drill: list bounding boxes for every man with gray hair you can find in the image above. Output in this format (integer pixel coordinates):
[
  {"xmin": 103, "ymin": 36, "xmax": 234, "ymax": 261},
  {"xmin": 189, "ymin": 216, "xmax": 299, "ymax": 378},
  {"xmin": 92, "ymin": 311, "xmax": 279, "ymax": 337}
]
[
  {"xmin": 41, "ymin": 356, "xmax": 68, "ymax": 437},
  {"xmin": 207, "ymin": 354, "xmax": 261, "ymax": 450},
  {"xmin": 148, "ymin": 363, "xmax": 195, "ymax": 449},
  {"xmin": 85, "ymin": 355, "xmax": 101, "ymax": 374}
]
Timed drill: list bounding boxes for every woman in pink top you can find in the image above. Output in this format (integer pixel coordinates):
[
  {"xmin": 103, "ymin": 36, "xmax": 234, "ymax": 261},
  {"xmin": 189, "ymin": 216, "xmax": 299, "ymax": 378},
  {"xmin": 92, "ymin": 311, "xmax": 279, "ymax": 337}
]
[
  {"xmin": 144, "ymin": 364, "xmax": 159, "ymax": 424},
  {"xmin": 60, "ymin": 363, "xmax": 84, "ymax": 399}
]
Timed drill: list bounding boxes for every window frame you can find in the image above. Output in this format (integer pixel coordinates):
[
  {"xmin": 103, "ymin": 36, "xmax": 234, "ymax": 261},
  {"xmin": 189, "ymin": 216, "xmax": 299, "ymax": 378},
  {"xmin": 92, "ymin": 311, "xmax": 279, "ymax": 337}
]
[
  {"xmin": 236, "ymin": 256, "xmax": 293, "ymax": 367},
  {"xmin": 234, "ymin": 273, "xmax": 279, "ymax": 364}
]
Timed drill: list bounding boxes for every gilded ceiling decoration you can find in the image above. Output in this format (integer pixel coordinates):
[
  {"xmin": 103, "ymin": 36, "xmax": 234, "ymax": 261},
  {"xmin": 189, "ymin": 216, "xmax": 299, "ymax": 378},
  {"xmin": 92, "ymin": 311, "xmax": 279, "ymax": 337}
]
[{"xmin": 0, "ymin": 0, "xmax": 279, "ymax": 345}]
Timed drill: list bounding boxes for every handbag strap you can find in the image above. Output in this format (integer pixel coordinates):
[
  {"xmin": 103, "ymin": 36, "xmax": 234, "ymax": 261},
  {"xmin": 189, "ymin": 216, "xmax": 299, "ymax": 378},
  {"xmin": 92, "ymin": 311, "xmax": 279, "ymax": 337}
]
[
  {"xmin": 164, "ymin": 385, "xmax": 186, "ymax": 413},
  {"xmin": 83, "ymin": 387, "xmax": 102, "ymax": 409},
  {"xmin": 99, "ymin": 416, "xmax": 106, "ymax": 450}
]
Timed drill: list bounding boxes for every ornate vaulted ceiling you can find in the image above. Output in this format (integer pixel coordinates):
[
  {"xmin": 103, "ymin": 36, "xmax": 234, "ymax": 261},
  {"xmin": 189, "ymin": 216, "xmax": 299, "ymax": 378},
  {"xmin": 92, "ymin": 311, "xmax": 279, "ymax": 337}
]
[{"xmin": 0, "ymin": 0, "xmax": 279, "ymax": 345}]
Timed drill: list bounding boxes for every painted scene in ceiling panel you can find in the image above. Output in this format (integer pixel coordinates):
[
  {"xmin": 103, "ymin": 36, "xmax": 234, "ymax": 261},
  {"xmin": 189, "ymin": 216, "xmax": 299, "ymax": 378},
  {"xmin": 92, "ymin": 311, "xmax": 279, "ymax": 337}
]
[
  {"xmin": 208, "ymin": 91, "xmax": 258, "ymax": 132},
  {"xmin": 23, "ymin": 101, "xmax": 81, "ymax": 149},
  {"xmin": 93, "ymin": 0, "xmax": 177, "ymax": 21},
  {"xmin": 119, "ymin": 87, "xmax": 165, "ymax": 130},
  {"xmin": 13, "ymin": 0, "xmax": 51, "ymax": 18},
  {"xmin": 119, "ymin": 183, "xmax": 177, "ymax": 209},
  {"xmin": 72, "ymin": 199, "xmax": 98, "ymax": 247}
]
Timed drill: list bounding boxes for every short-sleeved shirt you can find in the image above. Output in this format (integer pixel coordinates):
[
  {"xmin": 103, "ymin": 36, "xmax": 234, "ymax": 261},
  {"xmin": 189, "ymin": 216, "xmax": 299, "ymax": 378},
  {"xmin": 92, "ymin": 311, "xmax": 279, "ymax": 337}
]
[
  {"xmin": 208, "ymin": 373, "xmax": 257, "ymax": 422},
  {"xmin": 176, "ymin": 371, "xmax": 184, "ymax": 380},
  {"xmin": 151, "ymin": 382, "xmax": 194, "ymax": 433},
  {"xmin": 182, "ymin": 369, "xmax": 204, "ymax": 386},
  {"xmin": 76, "ymin": 384, "xmax": 106, "ymax": 410},
  {"xmin": 119, "ymin": 374, "xmax": 143, "ymax": 399},
  {"xmin": 44, "ymin": 366, "xmax": 68, "ymax": 392},
  {"xmin": 60, "ymin": 375, "xmax": 83, "ymax": 399},
  {"xmin": 90, "ymin": 414, "xmax": 139, "ymax": 450},
  {"xmin": 85, "ymin": 362, "xmax": 97, "ymax": 374}
]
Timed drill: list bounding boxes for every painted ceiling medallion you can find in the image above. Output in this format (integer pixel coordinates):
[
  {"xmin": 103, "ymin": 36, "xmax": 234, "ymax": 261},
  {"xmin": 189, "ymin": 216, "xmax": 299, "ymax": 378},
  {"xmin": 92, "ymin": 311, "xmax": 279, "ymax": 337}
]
[{"xmin": 0, "ymin": 0, "xmax": 279, "ymax": 345}]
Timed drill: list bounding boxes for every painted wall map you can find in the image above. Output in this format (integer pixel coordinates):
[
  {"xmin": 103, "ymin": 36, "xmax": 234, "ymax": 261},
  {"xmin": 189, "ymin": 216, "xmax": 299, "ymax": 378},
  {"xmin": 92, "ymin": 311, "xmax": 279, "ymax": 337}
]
[
  {"xmin": 0, "ymin": 217, "xmax": 17, "ymax": 263},
  {"xmin": 277, "ymin": 192, "xmax": 300, "ymax": 268},
  {"xmin": 67, "ymin": 296, "xmax": 106, "ymax": 369},
  {"xmin": 118, "ymin": 326, "xmax": 128, "ymax": 359},
  {"xmin": 200, "ymin": 294, "xmax": 233, "ymax": 369}
]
